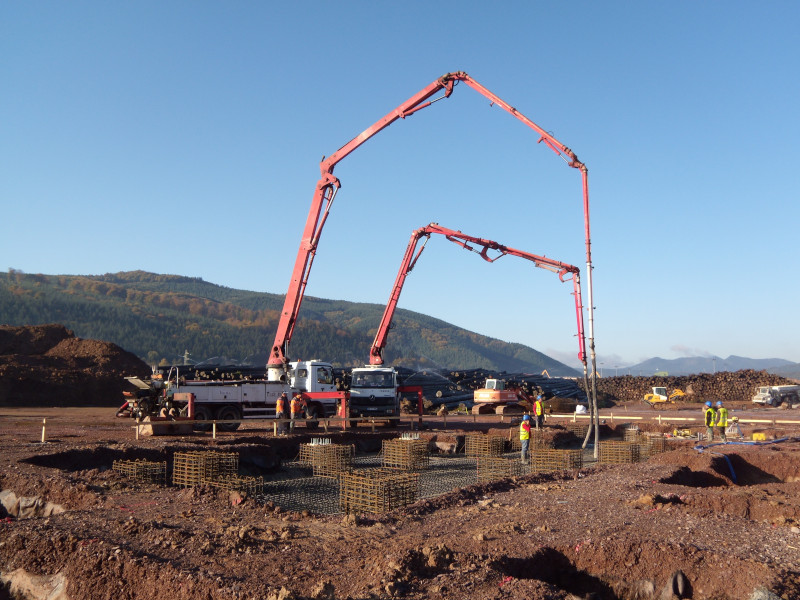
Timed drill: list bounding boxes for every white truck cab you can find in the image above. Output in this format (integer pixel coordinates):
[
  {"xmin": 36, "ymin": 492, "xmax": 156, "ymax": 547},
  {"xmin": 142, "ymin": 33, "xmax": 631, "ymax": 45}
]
[
  {"xmin": 289, "ymin": 360, "xmax": 337, "ymax": 393},
  {"xmin": 349, "ymin": 365, "xmax": 399, "ymax": 417}
]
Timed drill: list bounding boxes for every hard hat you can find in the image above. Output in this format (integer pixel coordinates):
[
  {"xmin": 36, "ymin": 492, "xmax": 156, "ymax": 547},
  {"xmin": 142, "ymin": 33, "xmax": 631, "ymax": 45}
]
[
  {"xmin": 705, "ymin": 401, "xmax": 712, "ymax": 407},
  {"xmin": 537, "ymin": 395, "xmax": 542, "ymax": 400},
  {"xmin": 523, "ymin": 415, "xmax": 530, "ymax": 420},
  {"xmin": 715, "ymin": 401, "xmax": 723, "ymax": 407}
]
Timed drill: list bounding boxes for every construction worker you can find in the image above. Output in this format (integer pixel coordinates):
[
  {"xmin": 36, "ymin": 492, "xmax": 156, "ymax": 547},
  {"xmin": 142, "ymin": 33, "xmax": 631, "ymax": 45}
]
[
  {"xmin": 275, "ymin": 392, "xmax": 288, "ymax": 435},
  {"xmin": 520, "ymin": 414, "xmax": 531, "ymax": 463},
  {"xmin": 715, "ymin": 400, "xmax": 728, "ymax": 442},
  {"xmin": 703, "ymin": 400, "xmax": 716, "ymax": 442},
  {"xmin": 290, "ymin": 392, "xmax": 307, "ymax": 433},
  {"xmin": 533, "ymin": 395, "xmax": 544, "ymax": 429}
]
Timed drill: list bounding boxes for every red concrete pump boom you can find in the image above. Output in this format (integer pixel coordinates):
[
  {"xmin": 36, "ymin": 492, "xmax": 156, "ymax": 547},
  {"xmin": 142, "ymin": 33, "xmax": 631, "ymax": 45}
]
[
  {"xmin": 368, "ymin": 224, "xmax": 587, "ymax": 371},
  {"xmin": 267, "ymin": 71, "xmax": 595, "ymax": 389}
]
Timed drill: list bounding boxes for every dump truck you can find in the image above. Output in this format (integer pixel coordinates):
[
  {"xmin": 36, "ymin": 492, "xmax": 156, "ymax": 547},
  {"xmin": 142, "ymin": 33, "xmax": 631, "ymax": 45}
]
[{"xmin": 751, "ymin": 385, "xmax": 800, "ymax": 407}]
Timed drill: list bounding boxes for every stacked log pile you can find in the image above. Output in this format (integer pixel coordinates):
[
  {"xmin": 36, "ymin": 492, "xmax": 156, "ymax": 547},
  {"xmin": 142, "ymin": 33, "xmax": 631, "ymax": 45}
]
[
  {"xmin": 581, "ymin": 370, "xmax": 797, "ymax": 405},
  {"xmin": 445, "ymin": 369, "xmax": 587, "ymax": 402}
]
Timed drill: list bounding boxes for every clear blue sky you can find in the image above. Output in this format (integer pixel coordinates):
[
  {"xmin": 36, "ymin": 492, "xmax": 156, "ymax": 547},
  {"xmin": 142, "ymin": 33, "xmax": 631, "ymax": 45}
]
[{"xmin": 3, "ymin": 2, "xmax": 799, "ymax": 369}]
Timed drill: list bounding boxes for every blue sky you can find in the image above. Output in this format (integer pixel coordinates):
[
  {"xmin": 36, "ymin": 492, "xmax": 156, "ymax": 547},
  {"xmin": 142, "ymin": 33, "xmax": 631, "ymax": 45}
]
[{"xmin": 3, "ymin": 2, "xmax": 799, "ymax": 369}]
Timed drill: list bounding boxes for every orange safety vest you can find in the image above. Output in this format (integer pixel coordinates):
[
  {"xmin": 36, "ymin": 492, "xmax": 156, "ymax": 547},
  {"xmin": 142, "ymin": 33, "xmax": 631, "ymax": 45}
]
[
  {"xmin": 291, "ymin": 396, "xmax": 306, "ymax": 414},
  {"xmin": 276, "ymin": 396, "xmax": 286, "ymax": 413}
]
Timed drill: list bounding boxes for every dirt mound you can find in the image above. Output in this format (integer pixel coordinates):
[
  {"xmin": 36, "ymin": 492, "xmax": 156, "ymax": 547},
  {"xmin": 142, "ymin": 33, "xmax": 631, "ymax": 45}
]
[
  {"xmin": 0, "ymin": 324, "xmax": 149, "ymax": 407},
  {"xmin": 0, "ymin": 323, "xmax": 73, "ymax": 356}
]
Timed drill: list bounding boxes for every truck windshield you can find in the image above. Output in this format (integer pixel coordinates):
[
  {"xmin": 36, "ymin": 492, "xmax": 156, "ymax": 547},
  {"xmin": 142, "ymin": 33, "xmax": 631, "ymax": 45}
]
[{"xmin": 351, "ymin": 372, "xmax": 394, "ymax": 389}]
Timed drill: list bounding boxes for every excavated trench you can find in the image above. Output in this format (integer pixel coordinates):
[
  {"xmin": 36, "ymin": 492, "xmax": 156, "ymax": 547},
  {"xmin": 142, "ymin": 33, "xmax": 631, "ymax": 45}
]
[{"xmin": 493, "ymin": 548, "xmax": 615, "ymax": 598}]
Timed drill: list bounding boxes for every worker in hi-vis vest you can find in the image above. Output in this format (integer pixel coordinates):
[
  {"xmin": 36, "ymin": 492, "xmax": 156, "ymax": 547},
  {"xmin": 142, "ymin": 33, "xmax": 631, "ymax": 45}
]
[
  {"xmin": 715, "ymin": 400, "xmax": 728, "ymax": 443},
  {"xmin": 703, "ymin": 401, "xmax": 716, "ymax": 442},
  {"xmin": 290, "ymin": 393, "xmax": 306, "ymax": 433},
  {"xmin": 276, "ymin": 392, "xmax": 288, "ymax": 435},
  {"xmin": 533, "ymin": 395, "xmax": 544, "ymax": 429},
  {"xmin": 520, "ymin": 414, "xmax": 531, "ymax": 463}
]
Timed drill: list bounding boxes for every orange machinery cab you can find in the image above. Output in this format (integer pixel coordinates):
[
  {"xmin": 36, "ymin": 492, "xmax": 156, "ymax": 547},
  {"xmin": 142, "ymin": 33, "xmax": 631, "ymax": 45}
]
[{"xmin": 473, "ymin": 379, "xmax": 519, "ymax": 404}]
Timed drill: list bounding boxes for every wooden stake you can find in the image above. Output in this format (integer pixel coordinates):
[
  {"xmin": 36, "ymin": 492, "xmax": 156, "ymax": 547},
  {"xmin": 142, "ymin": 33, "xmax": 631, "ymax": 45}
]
[{"xmin": 41, "ymin": 418, "xmax": 46, "ymax": 443}]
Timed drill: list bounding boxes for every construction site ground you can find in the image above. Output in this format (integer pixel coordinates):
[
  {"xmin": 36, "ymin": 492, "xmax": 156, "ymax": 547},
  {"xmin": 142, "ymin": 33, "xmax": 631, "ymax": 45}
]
[{"xmin": 2, "ymin": 405, "xmax": 800, "ymax": 600}]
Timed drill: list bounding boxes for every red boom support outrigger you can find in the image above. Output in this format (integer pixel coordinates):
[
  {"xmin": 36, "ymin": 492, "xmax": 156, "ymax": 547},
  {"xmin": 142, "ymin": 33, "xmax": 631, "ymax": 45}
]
[{"xmin": 368, "ymin": 223, "xmax": 587, "ymax": 375}]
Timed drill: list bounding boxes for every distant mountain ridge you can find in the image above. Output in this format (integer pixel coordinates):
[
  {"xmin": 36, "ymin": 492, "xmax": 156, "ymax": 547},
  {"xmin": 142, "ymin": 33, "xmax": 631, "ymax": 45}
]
[
  {"xmin": 0, "ymin": 270, "xmax": 578, "ymax": 376},
  {"xmin": 625, "ymin": 355, "xmax": 800, "ymax": 379}
]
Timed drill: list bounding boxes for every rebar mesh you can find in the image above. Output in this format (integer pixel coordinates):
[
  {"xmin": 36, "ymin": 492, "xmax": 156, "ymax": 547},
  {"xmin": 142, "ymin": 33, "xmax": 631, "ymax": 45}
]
[
  {"xmin": 464, "ymin": 434, "xmax": 504, "ymax": 457},
  {"xmin": 382, "ymin": 438, "xmax": 429, "ymax": 471},
  {"xmin": 299, "ymin": 442, "xmax": 354, "ymax": 478},
  {"xmin": 598, "ymin": 441, "xmax": 640, "ymax": 464},
  {"xmin": 623, "ymin": 427, "xmax": 641, "ymax": 442},
  {"xmin": 638, "ymin": 434, "xmax": 667, "ymax": 459},
  {"xmin": 529, "ymin": 448, "xmax": 583, "ymax": 472},
  {"xmin": 112, "ymin": 459, "xmax": 167, "ymax": 485},
  {"xmin": 172, "ymin": 451, "xmax": 239, "ymax": 487},
  {"xmin": 476, "ymin": 456, "xmax": 522, "ymax": 482},
  {"xmin": 208, "ymin": 475, "xmax": 266, "ymax": 495},
  {"xmin": 564, "ymin": 423, "xmax": 590, "ymax": 438},
  {"xmin": 339, "ymin": 469, "xmax": 419, "ymax": 514},
  {"xmin": 257, "ymin": 455, "xmax": 484, "ymax": 516}
]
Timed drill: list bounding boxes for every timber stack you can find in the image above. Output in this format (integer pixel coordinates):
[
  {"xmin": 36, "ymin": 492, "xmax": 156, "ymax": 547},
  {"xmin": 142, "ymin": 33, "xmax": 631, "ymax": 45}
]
[{"xmin": 582, "ymin": 370, "xmax": 796, "ymax": 405}]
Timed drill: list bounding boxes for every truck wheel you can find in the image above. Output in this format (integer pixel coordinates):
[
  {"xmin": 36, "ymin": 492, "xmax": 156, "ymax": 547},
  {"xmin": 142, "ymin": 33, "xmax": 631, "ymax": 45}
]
[
  {"xmin": 194, "ymin": 405, "xmax": 213, "ymax": 432},
  {"xmin": 305, "ymin": 405, "xmax": 320, "ymax": 430},
  {"xmin": 216, "ymin": 405, "xmax": 241, "ymax": 432}
]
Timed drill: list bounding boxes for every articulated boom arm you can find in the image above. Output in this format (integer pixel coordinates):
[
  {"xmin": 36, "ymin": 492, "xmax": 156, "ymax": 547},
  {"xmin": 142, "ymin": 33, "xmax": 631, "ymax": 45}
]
[
  {"xmin": 369, "ymin": 223, "xmax": 587, "ymax": 370},
  {"xmin": 269, "ymin": 71, "xmax": 593, "ymax": 381}
]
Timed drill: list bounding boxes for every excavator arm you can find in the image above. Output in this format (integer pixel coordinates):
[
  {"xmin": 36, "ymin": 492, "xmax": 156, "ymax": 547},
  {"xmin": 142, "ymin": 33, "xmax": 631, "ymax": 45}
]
[
  {"xmin": 368, "ymin": 223, "xmax": 587, "ymax": 372},
  {"xmin": 267, "ymin": 72, "xmax": 595, "ymax": 383}
]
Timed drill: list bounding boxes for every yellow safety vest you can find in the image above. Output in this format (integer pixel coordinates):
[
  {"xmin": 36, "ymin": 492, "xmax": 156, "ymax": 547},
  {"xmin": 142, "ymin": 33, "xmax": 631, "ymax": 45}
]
[
  {"xmin": 704, "ymin": 406, "xmax": 716, "ymax": 427},
  {"xmin": 534, "ymin": 400, "xmax": 543, "ymax": 416},
  {"xmin": 520, "ymin": 422, "xmax": 530, "ymax": 440},
  {"xmin": 716, "ymin": 407, "xmax": 728, "ymax": 427}
]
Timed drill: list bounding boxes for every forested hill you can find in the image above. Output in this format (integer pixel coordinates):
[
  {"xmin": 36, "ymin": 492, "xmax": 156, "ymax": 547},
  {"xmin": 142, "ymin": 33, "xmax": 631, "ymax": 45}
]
[{"xmin": 0, "ymin": 270, "xmax": 578, "ymax": 375}]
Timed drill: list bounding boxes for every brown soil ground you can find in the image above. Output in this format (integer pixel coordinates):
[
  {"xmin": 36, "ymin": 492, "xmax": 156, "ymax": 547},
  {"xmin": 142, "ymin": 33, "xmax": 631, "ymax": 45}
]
[
  {"xmin": 2, "ymin": 408, "xmax": 800, "ymax": 600},
  {"xmin": 3, "ymin": 324, "xmax": 800, "ymax": 600}
]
